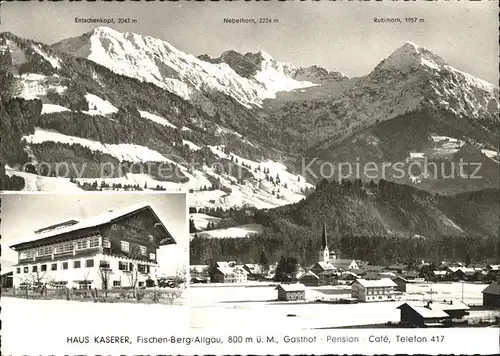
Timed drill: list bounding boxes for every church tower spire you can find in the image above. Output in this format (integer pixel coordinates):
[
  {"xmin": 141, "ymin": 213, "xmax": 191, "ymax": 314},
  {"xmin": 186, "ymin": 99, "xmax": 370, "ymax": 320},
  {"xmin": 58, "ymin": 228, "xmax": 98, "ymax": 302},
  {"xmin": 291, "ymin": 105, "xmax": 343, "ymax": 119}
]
[
  {"xmin": 319, "ymin": 222, "xmax": 330, "ymax": 263},
  {"xmin": 321, "ymin": 222, "xmax": 328, "ymax": 250}
]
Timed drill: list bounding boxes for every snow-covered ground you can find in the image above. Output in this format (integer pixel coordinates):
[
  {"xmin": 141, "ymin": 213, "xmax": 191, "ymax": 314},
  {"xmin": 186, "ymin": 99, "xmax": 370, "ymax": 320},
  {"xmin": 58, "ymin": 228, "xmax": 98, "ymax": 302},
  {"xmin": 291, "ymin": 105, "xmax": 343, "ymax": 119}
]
[
  {"xmin": 481, "ymin": 149, "xmax": 499, "ymax": 163},
  {"xmin": 6, "ymin": 166, "xmax": 81, "ymax": 191},
  {"xmin": 182, "ymin": 139, "xmax": 201, "ymax": 151},
  {"xmin": 41, "ymin": 103, "xmax": 71, "ymax": 114},
  {"xmin": 190, "ymin": 285, "xmax": 401, "ymax": 330},
  {"xmin": 77, "ymin": 27, "xmax": 317, "ymax": 109},
  {"xmin": 33, "ymin": 45, "xmax": 61, "ymax": 69},
  {"xmin": 83, "ymin": 93, "xmax": 118, "ymax": 116},
  {"xmin": 15, "ymin": 73, "xmax": 67, "ymax": 100},
  {"xmin": 190, "ymin": 213, "xmax": 221, "ymax": 230},
  {"xmin": 191, "ymin": 224, "xmax": 263, "ymax": 239},
  {"xmin": 23, "ymin": 128, "xmax": 173, "ymax": 163},
  {"xmin": 405, "ymin": 282, "xmax": 488, "ymax": 306},
  {"xmin": 139, "ymin": 110, "xmax": 177, "ymax": 129},
  {"xmin": 1, "ymin": 297, "xmax": 189, "ymax": 354},
  {"xmin": 15, "ymin": 130, "xmax": 311, "ymax": 210},
  {"xmin": 189, "ymin": 282, "xmax": 496, "ymax": 330}
]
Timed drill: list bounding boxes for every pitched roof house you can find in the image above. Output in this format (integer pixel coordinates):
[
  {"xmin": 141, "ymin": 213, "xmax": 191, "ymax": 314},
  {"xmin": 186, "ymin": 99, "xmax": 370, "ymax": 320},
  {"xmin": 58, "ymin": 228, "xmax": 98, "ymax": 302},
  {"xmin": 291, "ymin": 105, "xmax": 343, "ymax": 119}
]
[
  {"xmin": 10, "ymin": 203, "xmax": 176, "ymax": 290},
  {"xmin": 482, "ymin": 281, "xmax": 500, "ymax": 308}
]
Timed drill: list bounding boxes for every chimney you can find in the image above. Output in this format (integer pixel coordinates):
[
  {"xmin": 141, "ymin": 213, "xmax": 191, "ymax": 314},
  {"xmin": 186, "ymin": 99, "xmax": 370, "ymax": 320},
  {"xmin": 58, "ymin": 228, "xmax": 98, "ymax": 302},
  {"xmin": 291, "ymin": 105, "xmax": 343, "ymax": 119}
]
[{"xmin": 425, "ymin": 300, "xmax": 433, "ymax": 309}]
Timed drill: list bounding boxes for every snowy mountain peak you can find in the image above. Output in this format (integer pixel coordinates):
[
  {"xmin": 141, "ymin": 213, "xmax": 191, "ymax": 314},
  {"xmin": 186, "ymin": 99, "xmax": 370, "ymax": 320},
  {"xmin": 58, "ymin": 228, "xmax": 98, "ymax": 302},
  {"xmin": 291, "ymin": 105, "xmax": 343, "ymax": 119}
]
[
  {"xmin": 90, "ymin": 26, "xmax": 120, "ymax": 37},
  {"xmin": 52, "ymin": 27, "xmax": 318, "ymax": 109},
  {"xmin": 257, "ymin": 50, "xmax": 273, "ymax": 61},
  {"xmin": 378, "ymin": 42, "xmax": 447, "ymax": 72}
]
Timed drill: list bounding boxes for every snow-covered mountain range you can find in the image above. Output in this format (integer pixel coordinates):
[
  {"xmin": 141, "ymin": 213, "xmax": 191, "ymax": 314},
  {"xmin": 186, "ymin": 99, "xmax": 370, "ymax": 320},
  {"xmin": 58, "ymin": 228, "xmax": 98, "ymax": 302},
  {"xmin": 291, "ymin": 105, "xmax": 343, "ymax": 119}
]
[
  {"xmin": 1, "ymin": 27, "xmax": 498, "ymax": 209},
  {"xmin": 52, "ymin": 27, "xmax": 341, "ymax": 110}
]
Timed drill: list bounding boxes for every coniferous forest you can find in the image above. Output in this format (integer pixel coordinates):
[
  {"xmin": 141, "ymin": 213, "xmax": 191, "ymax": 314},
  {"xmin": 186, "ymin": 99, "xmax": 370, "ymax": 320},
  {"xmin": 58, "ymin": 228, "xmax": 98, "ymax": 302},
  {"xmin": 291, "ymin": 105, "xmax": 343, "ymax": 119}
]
[{"xmin": 190, "ymin": 179, "xmax": 500, "ymax": 266}]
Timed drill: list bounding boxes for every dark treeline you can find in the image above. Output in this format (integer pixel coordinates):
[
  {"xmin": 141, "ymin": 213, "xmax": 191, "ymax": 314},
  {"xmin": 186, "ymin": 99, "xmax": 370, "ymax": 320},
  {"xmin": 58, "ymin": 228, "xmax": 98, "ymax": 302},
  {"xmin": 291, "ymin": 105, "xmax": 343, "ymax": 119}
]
[
  {"xmin": 190, "ymin": 233, "xmax": 500, "ymax": 267},
  {"xmin": 191, "ymin": 179, "xmax": 499, "ymax": 266}
]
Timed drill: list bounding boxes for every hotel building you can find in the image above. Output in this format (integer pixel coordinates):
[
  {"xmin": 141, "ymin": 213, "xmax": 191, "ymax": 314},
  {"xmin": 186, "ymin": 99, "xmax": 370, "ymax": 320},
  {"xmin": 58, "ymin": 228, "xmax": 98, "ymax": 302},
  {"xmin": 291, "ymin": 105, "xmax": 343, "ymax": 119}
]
[{"xmin": 10, "ymin": 203, "xmax": 176, "ymax": 290}]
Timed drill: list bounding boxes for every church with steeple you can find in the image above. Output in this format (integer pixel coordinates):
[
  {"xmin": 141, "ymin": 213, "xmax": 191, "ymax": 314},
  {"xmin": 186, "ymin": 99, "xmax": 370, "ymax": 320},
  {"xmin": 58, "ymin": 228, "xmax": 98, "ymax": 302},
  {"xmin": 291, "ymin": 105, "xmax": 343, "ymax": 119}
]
[
  {"xmin": 307, "ymin": 222, "xmax": 358, "ymax": 281},
  {"xmin": 319, "ymin": 222, "xmax": 336, "ymax": 263}
]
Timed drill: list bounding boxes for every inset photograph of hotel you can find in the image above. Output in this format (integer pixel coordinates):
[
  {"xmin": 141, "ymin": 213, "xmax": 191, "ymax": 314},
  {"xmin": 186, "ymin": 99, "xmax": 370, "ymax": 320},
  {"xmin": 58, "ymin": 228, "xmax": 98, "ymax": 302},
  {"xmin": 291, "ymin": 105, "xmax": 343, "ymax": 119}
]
[{"xmin": 1, "ymin": 192, "xmax": 189, "ymax": 305}]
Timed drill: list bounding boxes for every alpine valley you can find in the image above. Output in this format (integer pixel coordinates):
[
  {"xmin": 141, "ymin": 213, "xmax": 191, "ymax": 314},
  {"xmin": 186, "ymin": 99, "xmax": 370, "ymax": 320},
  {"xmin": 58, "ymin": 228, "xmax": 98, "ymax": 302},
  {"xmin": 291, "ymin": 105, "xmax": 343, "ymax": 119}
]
[{"xmin": 1, "ymin": 27, "xmax": 499, "ymax": 242}]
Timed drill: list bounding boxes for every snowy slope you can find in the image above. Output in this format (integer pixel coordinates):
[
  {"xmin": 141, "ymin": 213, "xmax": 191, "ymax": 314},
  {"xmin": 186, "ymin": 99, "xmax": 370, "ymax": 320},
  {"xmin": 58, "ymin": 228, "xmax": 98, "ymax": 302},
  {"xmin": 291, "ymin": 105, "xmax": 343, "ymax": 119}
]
[
  {"xmin": 52, "ymin": 27, "xmax": 317, "ymax": 108},
  {"xmin": 276, "ymin": 42, "xmax": 499, "ymax": 155},
  {"xmin": 23, "ymin": 128, "xmax": 172, "ymax": 163},
  {"xmin": 15, "ymin": 73, "xmax": 67, "ymax": 100},
  {"xmin": 41, "ymin": 104, "xmax": 70, "ymax": 114},
  {"xmin": 83, "ymin": 93, "xmax": 118, "ymax": 116},
  {"xmin": 190, "ymin": 213, "xmax": 221, "ymax": 230},
  {"xmin": 139, "ymin": 110, "xmax": 177, "ymax": 129},
  {"xmin": 190, "ymin": 224, "xmax": 263, "ymax": 239},
  {"xmin": 6, "ymin": 167, "xmax": 82, "ymax": 192}
]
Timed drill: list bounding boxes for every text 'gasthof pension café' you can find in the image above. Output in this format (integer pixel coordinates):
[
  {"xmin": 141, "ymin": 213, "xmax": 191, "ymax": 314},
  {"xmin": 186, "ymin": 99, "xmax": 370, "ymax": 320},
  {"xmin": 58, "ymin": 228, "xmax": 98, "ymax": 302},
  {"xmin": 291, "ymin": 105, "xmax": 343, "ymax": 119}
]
[{"xmin": 9, "ymin": 204, "xmax": 176, "ymax": 290}]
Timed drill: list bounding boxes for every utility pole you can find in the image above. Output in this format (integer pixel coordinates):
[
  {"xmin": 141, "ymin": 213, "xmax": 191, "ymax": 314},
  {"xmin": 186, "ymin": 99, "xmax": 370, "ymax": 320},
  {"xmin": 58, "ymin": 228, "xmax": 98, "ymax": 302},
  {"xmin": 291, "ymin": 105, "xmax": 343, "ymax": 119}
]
[{"xmin": 461, "ymin": 281, "xmax": 464, "ymax": 302}]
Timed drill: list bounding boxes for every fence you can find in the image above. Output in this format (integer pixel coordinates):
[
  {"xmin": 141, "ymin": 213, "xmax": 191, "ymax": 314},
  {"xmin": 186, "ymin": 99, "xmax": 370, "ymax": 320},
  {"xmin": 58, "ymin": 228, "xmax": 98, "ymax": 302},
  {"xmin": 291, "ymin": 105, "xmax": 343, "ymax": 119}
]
[{"xmin": 1, "ymin": 286, "xmax": 185, "ymax": 305}]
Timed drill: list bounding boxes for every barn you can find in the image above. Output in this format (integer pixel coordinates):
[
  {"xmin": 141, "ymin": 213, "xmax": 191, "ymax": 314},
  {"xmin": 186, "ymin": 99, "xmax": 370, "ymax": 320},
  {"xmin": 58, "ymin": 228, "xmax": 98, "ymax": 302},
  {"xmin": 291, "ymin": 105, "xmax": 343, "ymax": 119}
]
[
  {"xmin": 276, "ymin": 283, "xmax": 306, "ymax": 301},
  {"xmin": 397, "ymin": 303, "xmax": 451, "ymax": 327},
  {"xmin": 299, "ymin": 270, "xmax": 320, "ymax": 286},
  {"xmin": 482, "ymin": 281, "xmax": 500, "ymax": 308}
]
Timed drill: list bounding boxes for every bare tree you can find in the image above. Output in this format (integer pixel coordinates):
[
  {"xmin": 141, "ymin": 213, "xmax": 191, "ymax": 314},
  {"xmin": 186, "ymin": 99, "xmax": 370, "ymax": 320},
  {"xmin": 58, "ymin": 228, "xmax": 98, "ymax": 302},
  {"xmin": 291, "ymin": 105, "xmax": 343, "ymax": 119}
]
[
  {"xmin": 123, "ymin": 246, "xmax": 143, "ymax": 298},
  {"xmin": 163, "ymin": 288, "xmax": 184, "ymax": 305},
  {"xmin": 20, "ymin": 269, "xmax": 54, "ymax": 297},
  {"xmin": 81, "ymin": 268, "xmax": 91, "ymax": 289},
  {"xmin": 97, "ymin": 259, "xmax": 112, "ymax": 298}
]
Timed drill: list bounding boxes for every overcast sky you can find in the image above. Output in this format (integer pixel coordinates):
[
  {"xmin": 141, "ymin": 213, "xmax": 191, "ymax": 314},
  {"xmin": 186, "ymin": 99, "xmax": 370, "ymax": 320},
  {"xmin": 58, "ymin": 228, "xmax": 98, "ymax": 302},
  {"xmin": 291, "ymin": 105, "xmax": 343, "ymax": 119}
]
[
  {"xmin": 1, "ymin": 1, "xmax": 498, "ymax": 83},
  {"xmin": 1, "ymin": 192, "xmax": 188, "ymax": 276}
]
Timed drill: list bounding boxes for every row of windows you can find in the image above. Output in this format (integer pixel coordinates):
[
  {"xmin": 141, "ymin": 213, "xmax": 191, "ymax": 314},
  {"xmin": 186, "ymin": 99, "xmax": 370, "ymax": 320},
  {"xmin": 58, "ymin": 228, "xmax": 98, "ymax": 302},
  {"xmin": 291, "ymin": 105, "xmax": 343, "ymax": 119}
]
[
  {"xmin": 20, "ymin": 236, "xmax": 102, "ymax": 259},
  {"xmin": 16, "ymin": 259, "xmax": 95, "ymax": 274},
  {"xmin": 111, "ymin": 280, "xmax": 145, "ymax": 287},
  {"xmin": 118, "ymin": 261, "xmax": 151, "ymax": 273},
  {"xmin": 366, "ymin": 296, "xmax": 389, "ymax": 300},
  {"xmin": 367, "ymin": 290, "xmax": 393, "ymax": 295},
  {"xmin": 119, "ymin": 241, "xmax": 153, "ymax": 259}
]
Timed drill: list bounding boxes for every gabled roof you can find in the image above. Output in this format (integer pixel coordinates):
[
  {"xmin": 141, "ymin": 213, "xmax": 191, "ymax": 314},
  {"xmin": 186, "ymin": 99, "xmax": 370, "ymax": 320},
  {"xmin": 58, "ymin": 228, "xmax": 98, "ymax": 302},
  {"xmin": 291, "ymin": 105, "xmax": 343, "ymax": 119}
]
[
  {"xmin": 482, "ymin": 281, "xmax": 500, "ymax": 295},
  {"xmin": 276, "ymin": 283, "xmax": 306, "ymax": 292},
  {"xmin": 362, "ymin": 265, "xmax": 387, "ymax": 271},
  {"xmin": 431, "ymin": 300, "xmax": 470, "ymax": 311},
  {"xmin": 332, "ymin": 259, "xmax": 357, "ymax": 269},
  {"xmin": 313, "ymin": 261, "xmax": 336, "ymax": 271},
  {"xmin": 397, "ymin": 303, "xmax": 450, "ymax": 319},
  {"xmin": 299, "ymin": 270, "xmax": 319, "ymax": 280},
  {"xmin": 354, "ymin": 278, "xmax": 397, "ymax": 288},
  {"xmin": 403, "ymin": 271, "xmax": 420, "ymax": 278},
  {"xmin": 9, "ymin": 203, "xmax": 176, "ymax": 249}
]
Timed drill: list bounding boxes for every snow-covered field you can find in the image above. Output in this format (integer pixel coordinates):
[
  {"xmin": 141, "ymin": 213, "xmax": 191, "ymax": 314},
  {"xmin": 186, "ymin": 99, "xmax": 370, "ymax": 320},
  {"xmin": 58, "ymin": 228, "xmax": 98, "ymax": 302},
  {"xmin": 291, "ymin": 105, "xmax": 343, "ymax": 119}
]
[
  {"xmin": 190, "ymin": 213, "xmax": 221, "ymax": 230},
  {"xmin": 189, "ymin": 282, "xmax": 496, "ymax": 330},
  {"xmin": 191, "ymin": 224, "xmax": 263, "ymax": 239},
  {"xmin": 1, "ymin": 297, "xmax": 190, "ymax": 354},
  {"xmin": 405, "ymin": 282, "xmax": 488, "ymax": 305},
  {"xmin": 190, "ymin": 285, "xmax": 401, "ymax": 330},
  {"xmin": 6, "ymin": 166, "xmax": 81, "ymax": 191}
]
